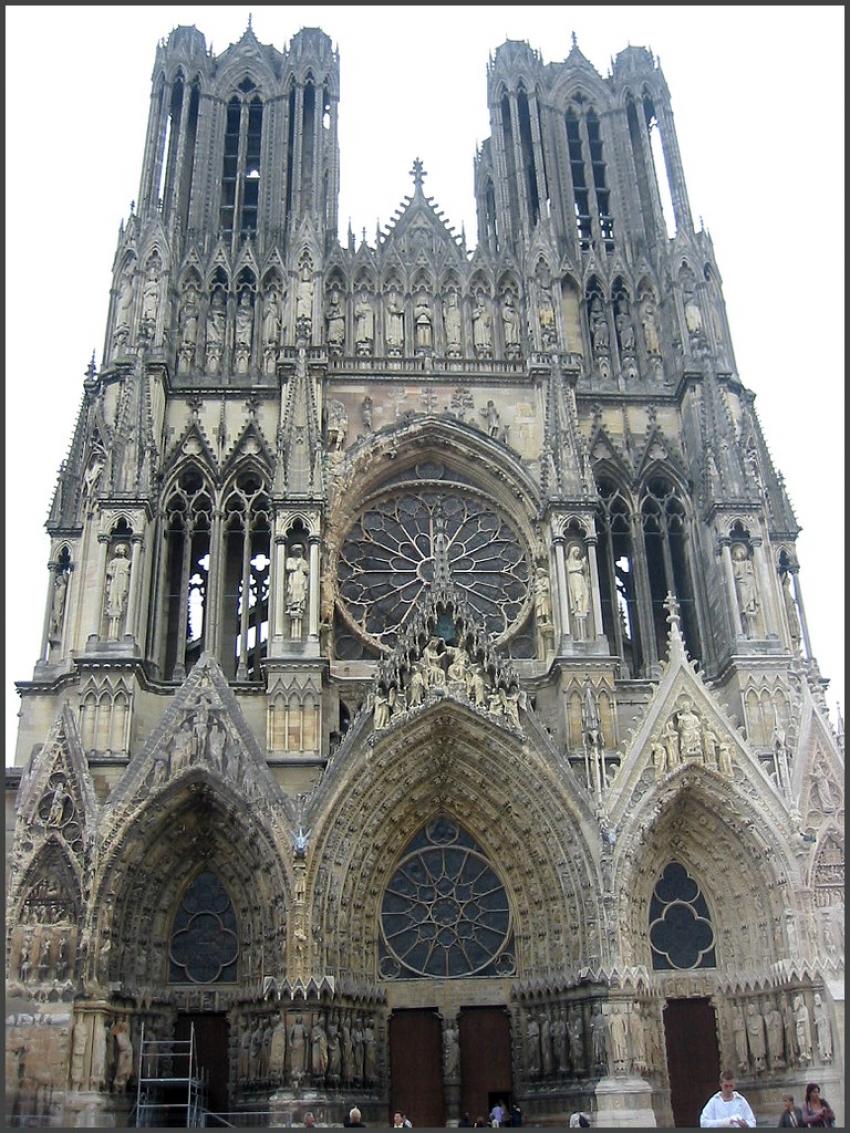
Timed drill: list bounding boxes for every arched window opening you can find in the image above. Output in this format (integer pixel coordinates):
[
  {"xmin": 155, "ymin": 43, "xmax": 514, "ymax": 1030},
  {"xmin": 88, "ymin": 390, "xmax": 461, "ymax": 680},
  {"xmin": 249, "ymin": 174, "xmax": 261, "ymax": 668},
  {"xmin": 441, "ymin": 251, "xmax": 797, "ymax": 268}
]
[
  {"xmin": 284, "ymin": 84, "xmax": 297, "ymax": 223},
  {"xmin": 595, "ymin": 478, "xmax": 643, "ymax": 676},
  {"xmin": 222, "ymin": 471, "xmax": 271, "ymax": 682},
  {"xmin": 159, "ymin": 75, "xmax": 184, "ymax": 212},
  {"xmin": 501, "ymin": 92, "xmax": 521, "ymax": 239},
  {"xmin": 641, "ymin": 477, "xmax": 701, "ymax": 663},
  {"xmin": 161, "ymin": 467, "xmax": 212, "ymax": 681},
  {"xmin": 301, "ymin": 81, "xmax": 316, "ymax": 206},
  {"xmin": 169, "ymin": 871, "xmax": 238, "ymax": 984},
  {"xmin": 644, "ymin": 94, "xmax": 675, "ymax": 240},
  {"xmin": 586, "ymin": 109, "xmax": 614, "ymax": 251},
  {"xmin": 484, "ymin": 179, "xmax": 499, "ymax": 254},
  {"xmin": 649, "ymin": 861, "xmax": 716, "ymax": 970},
  {"xmin": 517, "ymin": 87, "xmax": 540, "ymax": 227},
  {"xmin": 565, "ymin": 106, "xmax": 592, "ymax": 249},
  {"xmin": 219, "ymin": 91, "xmax": 264, "ymax": 246},
  {"xmin": 626, "ymin": 96, "xmax": 655, "ymax": 247}
]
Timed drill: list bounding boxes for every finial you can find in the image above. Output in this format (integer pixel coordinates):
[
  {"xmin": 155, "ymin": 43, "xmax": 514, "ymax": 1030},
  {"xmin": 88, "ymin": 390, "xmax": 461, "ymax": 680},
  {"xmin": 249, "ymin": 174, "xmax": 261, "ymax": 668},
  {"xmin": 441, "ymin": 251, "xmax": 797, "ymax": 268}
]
[
  {"xmin": 129, "ymin": 200, "xmax": 135, "ymax": 215},
  {"xmin": 247, "ymin": 11, "xmax": 252, "ymax": 31},
  {"xmin": 663, "ymin": 591, "xmax": 681, "ymax": 633},
  {"xmin": 571, "ymin": 30, "xmax": 578, "ymax": 49},
  {"xmin": 410, "ymin": 157, "xmax": 427, "ymax": 190},
  {"xmin": 86, "ymin": 351, "xmax": 97, "ymax": 381}
]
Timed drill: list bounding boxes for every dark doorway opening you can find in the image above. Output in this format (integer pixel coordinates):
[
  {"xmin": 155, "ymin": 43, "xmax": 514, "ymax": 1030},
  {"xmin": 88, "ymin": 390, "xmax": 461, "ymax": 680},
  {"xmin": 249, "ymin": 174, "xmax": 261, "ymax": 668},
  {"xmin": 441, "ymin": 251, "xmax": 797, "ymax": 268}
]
[
  {"xmin": 459, "ymin": 1006, "xmax": 512, "ymax": 1125},
  {"xmin": 663, "ymin": 997, "xmax": 720, "ymax": 1128},
  {"xmin": 175, "ymin": 1012, "xmax": 230, "ymax": 1116},
  {"xmin": 389, "ymin": 1008, "xmax": 445, "ymax": 1128}
]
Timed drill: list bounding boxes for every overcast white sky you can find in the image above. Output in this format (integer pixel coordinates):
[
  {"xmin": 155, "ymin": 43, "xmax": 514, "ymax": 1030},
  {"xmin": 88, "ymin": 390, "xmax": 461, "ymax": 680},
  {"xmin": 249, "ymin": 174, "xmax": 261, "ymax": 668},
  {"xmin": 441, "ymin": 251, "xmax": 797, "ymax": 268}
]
[{"xmin": 6, "ymin": 5, "xmax": 844, "ymax": 761}]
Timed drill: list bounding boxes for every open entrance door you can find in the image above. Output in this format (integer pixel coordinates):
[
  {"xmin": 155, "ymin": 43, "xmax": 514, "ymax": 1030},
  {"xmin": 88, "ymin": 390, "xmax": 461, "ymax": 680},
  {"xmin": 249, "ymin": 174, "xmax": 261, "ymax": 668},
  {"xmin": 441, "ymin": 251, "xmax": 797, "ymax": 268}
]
[
  {"xmin": 389, "ymin": 1008, "xmax": 445, "ymax": 1127},
  {"xmin": 663, "ymin": 998, "xmax": 720, "ymax": 1128},
  {"xmin": 174, "ymin": 1012, "xmax": 230, "ymax": 1115},
  {"xmin": 459, "ymin": 1006, "xmax": 512, "ymax": 1125}
]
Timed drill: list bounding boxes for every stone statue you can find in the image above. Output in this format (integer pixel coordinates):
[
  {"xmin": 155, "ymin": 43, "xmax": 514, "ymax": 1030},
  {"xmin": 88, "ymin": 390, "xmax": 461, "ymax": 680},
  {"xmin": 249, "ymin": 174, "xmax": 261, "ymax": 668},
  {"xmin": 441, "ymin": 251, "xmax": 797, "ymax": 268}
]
[
  {"xmin": 733, "ymin": 1007, "xmax": 749, "ymax": 1073},
  {"xmin": 443, "ymin": 1019, "xmax": 460, "ymax": 1080},
  {"xmin": 683, "ymin": 290, "xmax": 703, "ymax": 337},
  {"xmin": 504, "ymin": 686, "xmax": 522, "ymax": 729},
  {"xmin": 91, "ymin": 1015, "xmax": 107, "ymax": 1090},
  {"xmin": 526, "ymin": 1014, "xmax": 541, "ymax": 1077},
  {"xmin": 296, "ymin": 262, "xmax": 313, "ymax": 329},
  {"xmin": 47, "ymin": 780, "xmax": 69, "ymax": 827},
  {"xmin": 49, "ymin": 571, "xmax": 69, "ymax": 640},
  {"xmin": 640, "ymin": 295, "xmax": 661, "ymax": 355},
  {"xmin": 472, "ymin": 292, "xmax": 492, "ymax": 355},
  {"xmin": 235, "ymin": 290, "xmax": 253, "ymax": 371},
  {"xmin": 608, "ymin": 1009, "xmax": 629, "ymax": 1072},
  {"xmin": 363, "ymin": 1016, "xmax": 377, "ymax": 1084},
  {"xmin": 373, "ymin": 686, "xmax": 395, "ymax": 731},
  {"xmin": 590, "ymin": 1005, "xmax": 607, "ymax": 1072},
  {"xmin": 812, "ymin": 993, "xmax": 831, "ymax": 1062},
  {"xmin": 289, "ymin": 1013, "xmax": 309, "ymax": 1081},
  {"xmin": 105, "ymin": 544, "xmax": 131, "ymax": 639},
  {"xmin": 111, "ymin": 1021, "xmax": 133, "ymax": 1091},
  {"xmin": 352, "ymin": 1014, "xmax": 365, "ymax": 1082},
  {"xmin": 534, "ymin": 566, "xmax": 552, "ymax": 624},
  {"xmin": 414, "ymin": 293, "xmax": 433, "ymax": 350},
  {"xmin": 446, "ymin": 644, "xmax": 470, "ymax": 687},
  {"xmin": 327, "ymin": 1013, "xmax": 341, "ymax": 1082},
  {"xmin": 408, "ymin": 662, "xmax": 426, "ymax": 708},
  {"xmin": 480, "ymin": 399, "xmax": 500, "ymax": 438},
  {"xmin": 354, "ymin": 287, "xmax": 374, "ymax": 350},
  {"xmin": 540, "ymin": 1010, "xmax": 554, "ymax": 1076},
  {"xmin": 270, "ymin": 1016, "xmax": 287, "ymax": 1084},
  {"xmin": 71, "ymin": 1015, "xmax": 89, "ymax": 1090},
  {"xmin": 660, "ymin": 717, "xmax": 681, "ymax": 770},
  {"xmin": 782, "ymin": 996, "xmax": 797, "ymax": 1066},
  {"xmin": 326, "ymin": 288, "xmax": 345, "ymax": 352},
  {"xmin": 538, "ymin": 285, "xmax": 557, "ymax": 347},
  {"xmin": 341, "ymin": 1015, "xmax": 354, "ymax": 1085},
  {"xmin": 568, "ymin": 1009, "xmax": 585, "ymax": 1072},
  {"xmin": 385, "ymin": 287, "xmax": 405, "ymax": 351},
  {"xmin": 327, "ymin": 400, "xmax": 348, "ymax": 451},
  {"xmin": 793, "ymin": 995, "xmax": 812, "ymax": 1065},
  {"xmin": 422, "ymin": 637, "xmax": 447, "ymax": 688},
  {"xmin": 311, "ymin": 1014, "xmax": 329, "ymax": 1078},
  {"xmin": 716, "ymin": 735, "xmax": 733, "ymax": 777},
  {"xmin": 676, "ymin": 700, "xmax": 702, "ymax": 759},
  {"xmin": 179, "ymin": 282, "xmax": 200, "ymax": 349},
  {"xmin": 590, "ymin": 297, "xmax": 609, "ymax": 354},
  {"xmin": 566, "ymin": 544, "xmax": 590, "ymax": 639},
  {"xmin": 361, "ymin": 395, "xmax": 373, "ymax": 431},
  {"xmin": 616, "ymin": 306, "xmax": 635, "ymax": 354},
  {"xmin": 764, "ymin": 1002, "xmax": 785, "ymax": 1070},
  {"xmin": 553, "ymin": 1006, "xmax": 569, "ymax": 1073},
  {"xmin": 781, "ymin": 572, "xmax": 802, "ymax": 651},
  {"xmin": 55, "ymin": 933, "xmax": 69, "ymax": 981},
  {"xmin": 629, "ymin": 1004, "xmax": 647, "ymax": 1074},
  {"xmin": 466, "ymin": 663, "xmax": 488, "ymax": 709},
  {"xmin": 262, "ymin": 287, "xmax": 282, "ymax": 367},
  {"xmin": 443, "ymin": 289, "xmax": 462, "ymax": 351},
  {"xmin": 745, "ymin": 1002, "xmax": 766, "ymax": 1072},
  {"xmin": 731, "ymin": 543, "xmax": 760, "ymax": 637},
  {"xmin": 501, "ymin": 292, "xmax": 521, "ymax": 352},
  {"xmin": 141, "ymin": 260, "xmax": 160, "ymax": 330},
  {"xmin": 206, "ymin": 290, "xmax": 226, "ymax": 373},
  {"xmin": 286, "ymin": 546, "xmax": 310, "ymax": 638},
  {"xmin": 651, "ymin": 737, "xmax": 667, "ymax": 780},
  {"xmin": 114, "ymin": 264, "xmax": 134, "ymax": 341}
]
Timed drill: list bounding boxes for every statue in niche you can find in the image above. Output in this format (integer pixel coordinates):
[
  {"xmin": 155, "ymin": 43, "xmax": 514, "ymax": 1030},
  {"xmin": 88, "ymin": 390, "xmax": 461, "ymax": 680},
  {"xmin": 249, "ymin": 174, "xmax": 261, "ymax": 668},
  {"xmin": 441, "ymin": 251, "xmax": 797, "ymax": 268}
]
[
  {"xmin": 731, "ymin": 543, "xmax": 760, "ymax": 637},
  {"xmin": 534, "ymin": 566, "xmax": 552, "ymax": 624},
  {"xmin": 326, "ymin": 400, "xmax": 348, "ymax": 451},
  {"xmin": 361, "ymin": 396, "xmax": 373, "ymax": 431},
  {"xmin": 235, "ymin": 290, "xmax": 253, "ymax": 372},
  {"xmin": 311, "ymin": 1013, "xmax": 329, "ymax": 1078},
  {"xmin": 640, "ymin": 294, "xmax": 661, "ymax": 356},
  {"xmin": 615, "ymin": 303, "xmax": 636, "ymax": 354},
  {"xmin": 812, "ymin": 993, "xmax": 832, "ymax": 1062},
  {"xmin": 552, "ymin": 1007, "xmax": 568, "ymax": 1073},
  {"xmin": 422, "ymin": 637, "xmax": 447, "ymax": 688},
  {"xmin": 745, "ymin": 1002, "xmax": 767, "ymax": 1072},
  {"xmin": 49, "ymin": 570, "xmax": 69, "ymax": 641},
  {"xmin": 178, "ymin": 282, "xmax": 200, "ymax": 371},
  {"xmin": 764, "ymin": 1001, "xmax": 785, "ymax": 1070},
  {"xmin": 141, "ymin": 260, "xmax": 160, "ymax": 332},
  {"xmin": 780, "ymin": 571, "xmax": 802, "ymax": 651},
  {"xmin": 716, "ymin": 735, "xmax": 733, "ymax": 777},
  {"xmin": 566, "ymin": 544, "xmax": 590, "ymax": 639},
  {"xmin": 205, "ymin": 290, "xmax": 226, "ymax": 374},
  {"xmin": 289, "ymin": 1013, "xmax": 309, "ymax": 1082},
  {"xmin": 113, "ymin": 264, "xmax": 135, "ymax": 344},
  {"xmin": 373, "ymin": 686, "xmax": 395, "ymax": 731},
  {"xmin": 651, "ymin": 736, "xmax": 668, "ymax": 780},
  {"xmin": 589, "ymin": 297, "xmax": 610, "ymax": 355},
  {"xmin": 385, "ymin": 286, "xmax": 405, "ymax": 351},
  {"xmin": 47, "ymin": 779, "xmax": 70, "ymax": 827},
  {"xmin": 466, "ymin": 663, "xmax": 488, "ymax": 708},
  {"xmin": 414, "ymin": 292, "xmax": 433, "ymax": 350},
  {"xmin": 504, "ymin": 685, "xmax": 522, "ymax": 729},
  {"xmin": 540, "ymin": 1010, "xmax": 554, "ymax": 1076},
  {"xmin": 327, "ymin": 1012, "xmax": 341, "ymax": 1082},
  {"xmin": 296, "ymin": 262, "xmax": 313, "ymax": 330},
  {"xmin": 472, "ymin": 292, "xmax": 492, "ymax": 355},
  {"xmin": 590, "ymin": 1005, "xmax": 607, "ymax": 1072},
  {"xmin": 443, "ymin": 289, "xmax": 462, "ymax": 353},
  {"xmin": 526, "ymin": 1014, "xmax": 541, "ymax": 1077},
  {"xmin": 608, "ymin": 1009, "xmax": 629, "ymax": 1072},
  {"xmin": 538, "ymin": 284, "xmax": 557, "ymax": 348},
  {"xmin": 83, "ymin": 447, "xmax": 106, "ymax": 505},
  {"xmin": 480, "ymin": 399, "xmax": 501, "ymax": 438},
  {"xmin": 111, "ymin": 1021, "xmax": 133, "ymax": 1091},
  {"xmin": 341, "ymin": 1015, "xmax": 354, "ymax": 1085},
  {"xmin": 661, "ymin": 717, "xmax": 681, "ymax": 770},
  {"xmin": 262, "ymin": 288, "xmax": 281, "ymax": 373},
  {"xmin": 683, "ymin": 288, "xmax": 703, "ymax": 337},
  {"xmin": 733, "ymin": 1007, "xmax": 749, "ymax": 1073},
  {"xmin": 675, "ymin": 700, "xmax": 702, "ymax": 759},
  {"xmin": 629, "ymin": 1004, "xmax": 647, "ymax": 1074},
  {"xmin": 443, "ymin": 1019, "xmax": 460, "ymax": 1080},
  {"xmin": 363, "ymin": 1016, "xmax": 377, "ymax": 1084},
  {"xmin": 568, "ymin": 1008, "xmax": 585, "ymax": 1072},
  {"xmin": 270, "ymin": 1015, "xmax": 287, "ymax": 1084},
  {"xmin": 352, "ymin": 1014, "xmax": 365, "ymax": 1082},
  {"xmin": 501, "ymin": 292, "xmax": 521, "ymax": 354},
  {"xmin": 354, "ymin": 286, "xmax": 374, "ymax": 352},
  {"xmin": 782, "ymin": 995, "xmax": 797, "ymax": 1066},
  {"xmin": 446, "ymin": 643, "xmax": 470, "ymax": 687},
  {"xmin": 285, "ymin": 545, "xmax": 310, "ymax": 639},
  {"xmin": 793, "ymin": 994, "xmax": 812, "ymax": 1065},
  {"xmin": 326, "ymin": 287, "xmax": 345, "ymax": 353},
  {"xmin": 55, "ymin": 933, "xmax": 69, "ymax": 981},
  {"xmin": 105, "ymin": 543, "xmax": 131, "ymax": 639},
  {"xmin": 408, "ymin": 662, "xmax": 426, "ymax": 708}
]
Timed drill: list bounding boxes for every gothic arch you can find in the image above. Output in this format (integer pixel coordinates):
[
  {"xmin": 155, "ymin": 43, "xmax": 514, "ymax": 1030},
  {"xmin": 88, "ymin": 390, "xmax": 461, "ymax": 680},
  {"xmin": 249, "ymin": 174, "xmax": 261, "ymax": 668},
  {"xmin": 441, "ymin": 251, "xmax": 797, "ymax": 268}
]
[
  {"xmin": 306, "ymin": 701, "xmax": 599, "ymax": 982},
  {"xmin": 91, "ymin": 773, "xmax": 292, "ymax": 990}
]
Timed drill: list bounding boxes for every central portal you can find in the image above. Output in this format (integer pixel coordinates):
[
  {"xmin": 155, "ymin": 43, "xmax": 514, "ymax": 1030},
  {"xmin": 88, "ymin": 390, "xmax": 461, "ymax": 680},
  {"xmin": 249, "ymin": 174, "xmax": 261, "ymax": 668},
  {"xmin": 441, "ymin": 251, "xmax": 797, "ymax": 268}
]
[{"xmin": 389, "ymin": 1009, "xmax": 445, "ymax": 1127}]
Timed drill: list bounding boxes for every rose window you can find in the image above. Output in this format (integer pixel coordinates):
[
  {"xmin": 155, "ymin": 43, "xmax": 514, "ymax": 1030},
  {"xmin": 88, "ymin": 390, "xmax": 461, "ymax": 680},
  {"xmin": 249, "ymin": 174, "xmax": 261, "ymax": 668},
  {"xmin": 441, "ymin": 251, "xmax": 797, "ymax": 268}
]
[
  {"xmin": 379, "ymin": 818, "xmax": 515, "ymax": 979},
  {"xmin": 337, "ymin": 488, "xmax": 529, "ymax": 649}
]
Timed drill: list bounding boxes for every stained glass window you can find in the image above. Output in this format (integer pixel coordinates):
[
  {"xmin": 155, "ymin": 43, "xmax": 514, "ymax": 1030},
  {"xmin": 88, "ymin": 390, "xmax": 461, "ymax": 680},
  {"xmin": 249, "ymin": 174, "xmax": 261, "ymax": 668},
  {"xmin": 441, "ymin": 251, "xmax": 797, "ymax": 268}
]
[
  {"xmin": 649, "ymin": 861, "xmax": 716, "ymax": 970},
  {"xmin": 379, "ymin": 818, "xmax": 515, "ymax": 979},
  {"xmin": 169, "ymin": 871, "xmax": 239, "ymax": 983}
]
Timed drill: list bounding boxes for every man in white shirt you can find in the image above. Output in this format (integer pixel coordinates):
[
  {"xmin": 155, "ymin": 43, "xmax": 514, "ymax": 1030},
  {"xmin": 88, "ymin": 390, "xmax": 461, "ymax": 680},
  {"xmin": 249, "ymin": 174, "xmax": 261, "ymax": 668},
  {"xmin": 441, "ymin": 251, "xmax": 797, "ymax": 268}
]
[{"xmin": 700, "ymin": 1070, "xmax": 756, "ymax": 1127}]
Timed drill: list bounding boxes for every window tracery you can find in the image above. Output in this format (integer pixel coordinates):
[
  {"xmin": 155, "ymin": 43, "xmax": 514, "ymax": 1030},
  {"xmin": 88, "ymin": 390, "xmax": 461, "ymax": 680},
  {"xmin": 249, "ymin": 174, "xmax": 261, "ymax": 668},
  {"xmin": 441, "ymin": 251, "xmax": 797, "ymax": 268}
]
[
  {"xmin": 169, "ymin": 871, "xmax": 239, "ymax": 984},
  {"xmin": 649, "ymin": 861, "xmax": 716, "ymax": 970}
]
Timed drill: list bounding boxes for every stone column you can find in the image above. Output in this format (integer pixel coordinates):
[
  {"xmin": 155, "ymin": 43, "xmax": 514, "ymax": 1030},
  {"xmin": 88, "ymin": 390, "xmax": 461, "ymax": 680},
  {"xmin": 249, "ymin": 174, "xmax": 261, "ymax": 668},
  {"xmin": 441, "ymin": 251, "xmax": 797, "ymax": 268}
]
[
  {"xmin": 308, "ymin": 536, "xmax": 321, "ymax": 640},
  {"xmin": 720, "ymin": 539, "xmax": 744, "ymax": 638},
  {"xmin": 271, "ymin": 533, "xmax": 287, "ymax": 645},
  {"xmin": 791, "ymin": 568, "xmax": 813, "ymax": 660},
  {"xmin": 205, "ymin": 508, "xmax": 224, "ymax": 657},
  {"xmin": 123, "ymin": 535, "xmax": 143, "ymax": 642},
  {"xmin": 553, "ymin": 536, "xmax": 570, "ymax": 648},
  {"xmin": 585, "ymin": 536, "xmax": 605, "ymax": 640},
  {"xmin": 90, "ymin": 534, "xmax": 110, "ymax": 643}
]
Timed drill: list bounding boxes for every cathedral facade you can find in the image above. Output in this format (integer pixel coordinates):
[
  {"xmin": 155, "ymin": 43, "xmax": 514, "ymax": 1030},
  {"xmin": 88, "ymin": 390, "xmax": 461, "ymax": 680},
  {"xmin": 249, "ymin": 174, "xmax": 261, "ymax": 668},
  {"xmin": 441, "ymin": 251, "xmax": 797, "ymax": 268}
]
[{"xmin": 6, "ymin": 23, "xmax": 844, "ymax": 1128}]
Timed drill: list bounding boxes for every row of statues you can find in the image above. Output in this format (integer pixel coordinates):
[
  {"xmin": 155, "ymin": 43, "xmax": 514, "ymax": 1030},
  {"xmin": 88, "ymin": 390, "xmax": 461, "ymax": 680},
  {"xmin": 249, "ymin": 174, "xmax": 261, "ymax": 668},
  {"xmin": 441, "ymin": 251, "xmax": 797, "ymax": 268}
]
[
  {"xmin": 729, "ymin": 992, "xmax": 832, "ymax": 1074},
  {"xmin": 650, "ymin": 699, "xmax": 735, "ymax": 780},
  {"xmin": 237, "ymin": 1008, "xmax": 378, "ymax": 1088},
  {"xmin": 523, "ymin": 1001, "xmax": 657, "ymax": 1080},
  {"xmin": 15, "ymin": 926, "xmax": 74, "ymax": 985}
]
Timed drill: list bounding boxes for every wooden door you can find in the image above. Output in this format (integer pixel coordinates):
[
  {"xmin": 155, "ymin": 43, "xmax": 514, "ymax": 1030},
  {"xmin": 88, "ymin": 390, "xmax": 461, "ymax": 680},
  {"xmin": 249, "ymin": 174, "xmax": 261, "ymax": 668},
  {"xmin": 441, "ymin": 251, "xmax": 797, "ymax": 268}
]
[
  {"xmin": 175, "ymin": 1012, "xmax": 229, "ymax": 1115},
  {"xmin": 389, "ymin": 1009, "xmax": 445, "ymax": 1128},
  {"xmin": 663, "ymin": 998, "xmax": 720, "ymax": 1128},
  {"xmin": 459, "ymin": 1007, "xmax": 512, "ymax": 1125}
]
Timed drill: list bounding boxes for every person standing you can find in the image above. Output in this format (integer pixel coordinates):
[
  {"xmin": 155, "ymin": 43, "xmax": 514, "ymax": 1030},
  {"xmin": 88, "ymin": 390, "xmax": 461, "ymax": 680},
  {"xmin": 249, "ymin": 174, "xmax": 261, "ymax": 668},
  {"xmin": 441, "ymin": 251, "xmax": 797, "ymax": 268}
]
[
  {"xmin": 801, "ymin": 1082, "xmax": 835, "ymax": 1127},
  {"xmin": 779, "ymin": 1095, "xmax": 804, "ymax": 1127},
  {"xmin": 699, "ymin": 1070, "xmax": 755, "ymax": 1127}
]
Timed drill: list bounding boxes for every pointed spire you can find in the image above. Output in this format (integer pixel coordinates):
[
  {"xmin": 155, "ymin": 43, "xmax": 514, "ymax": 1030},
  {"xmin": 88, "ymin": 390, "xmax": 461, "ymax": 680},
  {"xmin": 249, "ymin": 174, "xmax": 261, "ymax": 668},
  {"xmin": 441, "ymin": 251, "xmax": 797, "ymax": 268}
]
[
  {"xmin": 410, "ymin": 156, "xmax": 427, "ymax": 193},
  {"xmin": 663, "ymin": 591, "xmax": 688, "ymax": 661},
  {"xmin": 247, "ymin": 11, "xmax": 252, "ymax": 32},
  {"xmin": 571, "ymin": 30, "xmax": 578, "ymax": 49},
  {"xmin": 86, "ymin": 351, "xmax": 97, "ymax": 380}
]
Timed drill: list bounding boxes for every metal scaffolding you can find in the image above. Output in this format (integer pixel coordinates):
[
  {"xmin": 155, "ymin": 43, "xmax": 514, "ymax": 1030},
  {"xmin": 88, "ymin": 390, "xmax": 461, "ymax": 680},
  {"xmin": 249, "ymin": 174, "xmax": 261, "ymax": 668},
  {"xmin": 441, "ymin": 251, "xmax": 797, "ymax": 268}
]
[{"xmin": 133, "ymin": 1021, "xmax": 207, "ymax": 1127}]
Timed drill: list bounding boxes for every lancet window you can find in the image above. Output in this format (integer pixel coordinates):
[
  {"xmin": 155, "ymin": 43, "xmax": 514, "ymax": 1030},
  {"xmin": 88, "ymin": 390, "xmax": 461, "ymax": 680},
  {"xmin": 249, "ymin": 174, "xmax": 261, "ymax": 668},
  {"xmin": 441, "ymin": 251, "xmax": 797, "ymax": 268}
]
[
  {"xmin": 594, "ymin": 477, "xmax": 643, "ymax": 676},
  {"xmin": 159, "ymin": 467, "xmax": 213, "ymax": 681},
  {"xmin": 640, "ymin": 476, "xmax": 702, "ymax": 662},
  {"xmin": 221, "ymin": 471, "xmax": 271, "ymax": 682},
  {"xmin": 219, "ymin": 85, "xmax": 264, "ymax": 246},
  {"xmin": 564, "ymin": 97, "xmax": 613, "ymax": 252}
]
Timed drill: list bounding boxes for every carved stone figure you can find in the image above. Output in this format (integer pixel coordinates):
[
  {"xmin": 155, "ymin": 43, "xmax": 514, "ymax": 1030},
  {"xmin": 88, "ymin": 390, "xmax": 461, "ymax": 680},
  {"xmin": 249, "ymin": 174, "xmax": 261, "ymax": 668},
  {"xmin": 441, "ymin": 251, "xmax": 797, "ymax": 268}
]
[
  {"xmin": 568, "ymin": 1009, "xmax": 585, "ymax": 1072},
  {"xmin": 326, "ymin": 288, "xmax": 345, "ymax": 353},
  {"xmin": 327, "ymin": 1013, "xmax": 341, "ymax": 1082},
  {"xmin": 745, "ymin": 1002, "xmax": 766, "ymax": 1072},
  {"xmin": 467, "ymin": 663, "xmax": 488, "ymax": 708},
  {"xmin": 373, "ymin": 686, "xmax": 395, "ymax": 731},
  {"xmin": 341, "ymin": 1015, "xmax": 354, "ymax": 1085},
  {"xmin": 480, "ymin": 399, "xmax": 500, "ymax": 438},
  {"xmin": 105, "ymin": 544, "xmax": 131, "ymax": 639},
  {"xmin": 676, "ymin": 700, "xmax": 702, "ymax": 759},
  {"xmin": 327, "ymin": 399, "xmax": 348, "ymax": 451},
  {"xmin": 765, "ymin": 1002, "xmax": 785, "ymax": 1070},
  {"xmin": 414, "ymin": 292, "xmax": 433, "ymax": 350},
  {"xmin": 443, "ymin": 289, "xmax": 462, "ymax": 351},
  {"xmin": 590, "ymin": 1005, "xmax": 607, "ymax": 1072},
  {"xmin": 270, "ymin": 1015, "xmax": 287, "ymax": 1083},
  {"xmin": 731, "ymin": 543, "xmax": 760, "ymax": 637},
  {"xmin": 352, "ymin": 1014, "xmax": 365, "ymax": 1082},
  {"xmin": 616, "ymin": 307, "xmax": 636, "ymax": 354},
  {"xmin": 651, "ymin": 737, "xmax": 667, "ymax": 780},
  {"xmin": 782, "ymin": 996, "xmax": 797, "ymax": 1066},
  {"xmin": 629, "ymin": 1004, "xmax": 647, "ymax": 1074},
  {"xmin": 354, "ymin": 287, "xmax": 374, "ymax": 350},
  {"xmin": 590, "ymin": 297, "xmax": 610, "ymax": 354},
  {"xmin": 501, "ymin": 292, "xmax": 521, "ymax": 352},
  {"xmin": 717, "ymin": 735, "xmax": 733, "ymax": 777},
  {"xmin": 47, "ymin": 779, "xmax": 69, "ymax": 826},
  {"xmin": 111, "ymin": 1021, "xmax": 133, "ymax": 1091},
  {"xmin": 608, "ymin": 1009, "xmax": 629, "ymax": 1072},
  {"xmin": 384, "ymin": 287, "xmax": 405, "ymax": 351},
  {"xmin": 408, "ymin": 663, "xmax": 426, "ymax": 707},
  {"xmin": 793, "ymin": 994, "xmax": 812, "ymax": 1065},
  {"xmin": 534, "ymin": 566, "xmax": 552, "ymax": 624},
  {"xmin": 361, "ymin": 395, "xmax": 373, "ymax": 430},
  {"xmin": 141, "ymin": 260, "xmax": 160, "ymax": 330},
  {"xmin": 286, "ymin": 546, "xmax": 310, "ymax": 638},
  {"xmin": 179, "ymin": 281, "xmax": 200, "ymax": 356},
  {"xmin": 363, "ymin": 1016, "xmax": 377, "ymax": 1084},
  {"xmin": 780, "ymin": 571, "xmax": 802, "ymax": 651},
  {"xmin": 55, "ymin": 932, "xmax": 69, "ymax": 981},
  {"xmin": 296, "ymin": 262, "xmax": 314, "ymax": 329},
  {"xmin": 446, "ymin": 644, "xmax": 470, "ymax": 687},
  {"xmin": 472, "ymin": 292, "xmax": 492, "ymax": 355},
  {"xmin": 553, "ymin": 1006, "xmax": 569, "ymax": 1074},
  {"xmin": 311, "ymin": 1014, "xmax": 329, "ymax": 1078},
  {"xmin": 733, "ymin": 1006, "xmax": 749, "ymax": 1073},
  {"xmin": 526, "ymin": 1014, "xmax": 541, "ymax": 1077},
  {"xmin": 812, "ymin": 993, "xmax": 831, "ymax": 1062},
  {"xmin": 538, "ymin": 285, "xmax": 557, "ymax": 347},
  {"xmin": 71, "ymin": 1015, "xmax": 90, "ymax": 1090},
  {"xmin": 640, "ymin": 295, "xmax": 661, "ymax": 355},
  {"xmin": 114, "ymin": 264, "xmax": 135, "ymax": 342},
  {"xmin": 566, "ymin": 544, "xmax": 590, "ymax": 638},
  {"xmin": 422, "ymin": 637, "xmax": 447, "ymax": 688},
  {"xmin": 443, "ymin": 1018, "xmax": 460, "ymax": 1080},
  {"xmin": 235, "ymin": 290, "xmax": 253, "ymax": 371},
  {"xmin": 206, "ymin": 290, "xmax": 226, "ymax": 373},
  {"xmin": 540, "ymin": 1010, "xmax": 554, "ymax": 1076},
  {"xmin": 91, "ymin": 1015, "xmax": 108, "ymax": 1090},
  {"xmin": 289, "ymin": 1013, "xmax": 308, "ymax": 1081},
  {"xmin": 683, "ymin": 290, "xmax": 703, "ymax": 337}
]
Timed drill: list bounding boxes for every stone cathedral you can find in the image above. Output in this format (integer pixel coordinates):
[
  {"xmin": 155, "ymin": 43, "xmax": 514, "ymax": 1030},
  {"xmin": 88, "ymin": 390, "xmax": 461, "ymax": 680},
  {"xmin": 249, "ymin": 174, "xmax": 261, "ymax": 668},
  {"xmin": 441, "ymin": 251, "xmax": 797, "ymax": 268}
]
[{"xmin": 6, "ymin": 22, "xmax": 845, "ymax": 1129}]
